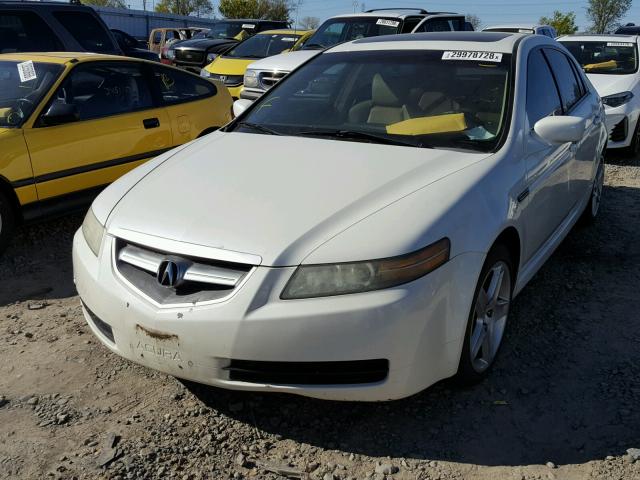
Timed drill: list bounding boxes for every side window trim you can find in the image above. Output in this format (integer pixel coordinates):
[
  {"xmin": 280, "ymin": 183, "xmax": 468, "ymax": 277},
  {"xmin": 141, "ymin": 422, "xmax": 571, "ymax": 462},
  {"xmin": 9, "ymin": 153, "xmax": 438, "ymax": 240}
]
[{"xmin": 541, "ymin": 48, "xmax": 570, "ymax": 115}]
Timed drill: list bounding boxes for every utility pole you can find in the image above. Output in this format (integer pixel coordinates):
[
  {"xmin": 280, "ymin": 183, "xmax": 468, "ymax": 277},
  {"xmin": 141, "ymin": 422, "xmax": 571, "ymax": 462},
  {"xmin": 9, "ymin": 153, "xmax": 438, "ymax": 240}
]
[
  {"xmin": 352, "ymin": 0, "xmax": 358, "ymax": 13},
  {"xmin": 295, "ymin": 0, "xmax": 302, "ymax": 31}
]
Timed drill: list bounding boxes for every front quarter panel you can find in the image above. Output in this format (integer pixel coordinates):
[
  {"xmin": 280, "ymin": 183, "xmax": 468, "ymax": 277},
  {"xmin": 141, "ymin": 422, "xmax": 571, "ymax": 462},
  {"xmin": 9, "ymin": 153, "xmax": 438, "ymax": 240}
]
[{"xmin": 0, "ymin": 129, "xmax": 37, "ymax": 206}]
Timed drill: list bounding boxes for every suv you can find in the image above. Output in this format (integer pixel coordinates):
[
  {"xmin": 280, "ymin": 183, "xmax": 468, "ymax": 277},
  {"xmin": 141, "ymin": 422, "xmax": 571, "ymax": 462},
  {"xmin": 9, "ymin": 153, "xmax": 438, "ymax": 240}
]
[
  {"xmin": 0, "ymin": 1, "xmax": 121, "ymax": 55},
  {"xmin": 482, "ymin": 24, "xmax": 557, "ymax": 38},
  {"xmin": 170, "ymin": 19, "xmax": 290, "ymax": 73},
  {"xmin": 240, "ymin": 9, "xmax": 467, "ymax": 100}
]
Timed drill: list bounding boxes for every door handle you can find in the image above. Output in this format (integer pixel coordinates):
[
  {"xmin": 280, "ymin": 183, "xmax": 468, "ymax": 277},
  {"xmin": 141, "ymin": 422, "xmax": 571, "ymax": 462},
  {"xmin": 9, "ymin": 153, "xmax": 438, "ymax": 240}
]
[{"xmin": 143, "ymin": 118, "xmax": 160, "ymax": 129}]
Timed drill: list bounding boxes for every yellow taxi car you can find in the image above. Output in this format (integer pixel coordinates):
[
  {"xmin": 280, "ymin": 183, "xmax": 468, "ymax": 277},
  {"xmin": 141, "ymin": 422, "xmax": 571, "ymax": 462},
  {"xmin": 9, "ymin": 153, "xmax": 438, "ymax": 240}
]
[
  {"xmin": 0, "ymin": 53, "xmax": 233, "ymax": 252},
  {"xmin": 200, "ymin": 29, "xmax": 313, "ymax": 98}
]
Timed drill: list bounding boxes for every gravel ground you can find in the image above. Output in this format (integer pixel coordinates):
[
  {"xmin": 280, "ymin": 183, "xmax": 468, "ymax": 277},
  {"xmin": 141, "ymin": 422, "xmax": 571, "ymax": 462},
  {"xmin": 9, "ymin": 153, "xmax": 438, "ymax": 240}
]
[{"xmin": 1, "ymin": 152, "xmax": 640, "ymax": 480}]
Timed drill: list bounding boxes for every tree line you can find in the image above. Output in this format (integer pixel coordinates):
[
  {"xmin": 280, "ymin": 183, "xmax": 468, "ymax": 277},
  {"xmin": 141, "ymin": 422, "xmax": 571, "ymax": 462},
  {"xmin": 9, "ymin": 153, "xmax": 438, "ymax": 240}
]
[{"xmin": 82, "ymin": 0, "xmax": 632, "ymax": 33}]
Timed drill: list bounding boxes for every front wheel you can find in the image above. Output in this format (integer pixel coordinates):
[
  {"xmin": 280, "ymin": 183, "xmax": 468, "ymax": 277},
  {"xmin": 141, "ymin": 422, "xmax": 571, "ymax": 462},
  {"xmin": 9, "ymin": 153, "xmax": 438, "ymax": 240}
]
[
  {"xmin": 0, "ymin": 190, "xmax": 16, "ymax": 254},
  {"xmin": 456, "ymin": 244, "xmax": 513, "ymax": 384}
]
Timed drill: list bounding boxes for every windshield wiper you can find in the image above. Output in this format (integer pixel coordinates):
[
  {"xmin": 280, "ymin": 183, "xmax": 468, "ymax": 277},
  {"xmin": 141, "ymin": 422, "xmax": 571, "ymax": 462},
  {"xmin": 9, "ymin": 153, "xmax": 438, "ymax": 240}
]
[
  {"xmin": 296, "ymin": 129, "xmax": 428, "ymax": 148},
  {"xmin": 235, "ymin": 121, "xmax": 282, "ymax": 135}
]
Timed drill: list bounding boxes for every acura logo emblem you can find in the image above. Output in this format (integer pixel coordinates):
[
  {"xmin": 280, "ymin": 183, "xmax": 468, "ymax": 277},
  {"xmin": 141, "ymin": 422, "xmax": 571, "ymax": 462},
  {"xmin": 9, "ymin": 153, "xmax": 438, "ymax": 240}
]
[
  {"xmin": 157, "ymin": 260, "xmax": 179, "ymax": 287},
  {"xmin": 219, "ymin": 75, "xmax": 227, "ymax": 82}
]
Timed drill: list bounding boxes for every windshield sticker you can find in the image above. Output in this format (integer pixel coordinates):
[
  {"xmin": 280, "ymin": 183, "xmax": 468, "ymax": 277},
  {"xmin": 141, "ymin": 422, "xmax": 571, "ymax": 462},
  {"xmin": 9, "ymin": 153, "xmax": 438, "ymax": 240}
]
[
  {"xmin": 376, "ymin": 19, "xmax": 400, "ymax": 27},
  {"xmin": 442, "ymin": 51, "xmax": 503, "ymax": 62},
  {"xmin": 17, "ymin": 60, "xmax": 37, "ymax": 82},
  {"xmin": 281, "ymin": 37, "xmax": 297, "ymax": 41},
  {"xmin": 607, "ymin": 42, "xmax": 634, "ymax": 47},
  {"xmin": 242, "ymin": 24, "xmax": 256, "ymax": 29}
]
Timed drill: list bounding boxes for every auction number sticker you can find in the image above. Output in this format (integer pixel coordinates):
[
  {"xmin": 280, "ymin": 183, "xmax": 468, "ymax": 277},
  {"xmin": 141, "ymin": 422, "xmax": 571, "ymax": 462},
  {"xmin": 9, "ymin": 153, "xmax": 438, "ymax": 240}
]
[
  {"xmin": 607, "ymin": 42, "xmax": 634, "ymax": 47},
  {"xmin": 242, "ymin": 23, "xmax": 256, "ymax": 29},
  {"xmin": 376, "ymin": 19, "xmax": 400, "ymax": 27},
  {"xmin": 442, "ymin": 51, "xmax": 503, "ymax": 62},
  {"xmin": 17, "ymin": 60, "xmax": 37, "ymax": 82}
]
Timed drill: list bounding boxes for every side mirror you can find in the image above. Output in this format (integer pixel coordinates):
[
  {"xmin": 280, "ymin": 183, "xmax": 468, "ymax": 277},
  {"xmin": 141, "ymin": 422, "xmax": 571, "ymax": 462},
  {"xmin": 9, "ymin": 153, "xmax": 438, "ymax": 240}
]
[
  {"xmin": 533, "ymin": 115, "xmax": 586, "ymax": 144},
  {"xmin": 233, "ymin": 98, "xmax": 252, "ymax": 117},
  {"xmin": 40, "ymin": 102, "xmax": 78, "ymax": 126}
]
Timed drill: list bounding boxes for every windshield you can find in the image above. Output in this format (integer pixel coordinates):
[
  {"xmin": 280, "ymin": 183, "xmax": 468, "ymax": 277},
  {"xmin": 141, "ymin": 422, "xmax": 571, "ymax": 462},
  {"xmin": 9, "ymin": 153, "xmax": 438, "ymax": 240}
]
[
  {"xmin": 0, "ymin": 60, "xmax": 63, "ymax": 128},
  {"xmin": 224, "ymin": 33, "xmax": 302, "ymax": 59},
  {"xmin": 560, "ymin": 41, "xmax": 638, "ymax": 74},
  {"xmin": 303, "ymin": 17, "xmax": 402, "ymax": 49},
  {"xmin": 208, "ymin": 22, "xmax": 255, "ymax": 40},
  {"xmin": 231, "ymin": 50, "xmax": 512, "ymax": 152}
]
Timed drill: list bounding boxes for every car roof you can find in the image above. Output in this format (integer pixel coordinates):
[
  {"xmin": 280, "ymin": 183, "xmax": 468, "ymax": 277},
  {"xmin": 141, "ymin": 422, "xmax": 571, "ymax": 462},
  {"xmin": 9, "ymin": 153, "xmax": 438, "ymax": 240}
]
[
  {"xmin": 216, "ymin": 18, "xmax": 288, "ymax": 23},
  {"xmin": 329, "ymin": 31, "xmax": 526, "ymax": 53},
  {"xmin": 258, "ymin": 29, "xmax": 312, "ymax": 35},
  {"xmin": 328, "ymin": 11, "xmax": 460, "ymax": 20},
  {"xmin": 483, "ymin": 24, "xmax": 546, "ymax": 30},
  {"xmin": 557, "ymin": 34, "xmax": 639, "ymax": 43}
]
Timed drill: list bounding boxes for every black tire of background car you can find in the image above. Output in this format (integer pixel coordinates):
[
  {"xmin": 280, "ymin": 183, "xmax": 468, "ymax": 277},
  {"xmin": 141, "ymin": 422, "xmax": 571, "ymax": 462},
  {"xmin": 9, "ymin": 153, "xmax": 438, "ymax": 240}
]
[
  {"xmin": 625, "ymin": 119, "xmax": 640, "ymax": 156},
  {"xmin": 455, "ymin": 244, "xmax": 514, "ymax": 385},
  {"xmin": 580, "ymin": 153, "xmax": 605, "ymax": 225},
  {"xmin": 0, "ymin": 191, "xmax": 16, "ymax": 254}
]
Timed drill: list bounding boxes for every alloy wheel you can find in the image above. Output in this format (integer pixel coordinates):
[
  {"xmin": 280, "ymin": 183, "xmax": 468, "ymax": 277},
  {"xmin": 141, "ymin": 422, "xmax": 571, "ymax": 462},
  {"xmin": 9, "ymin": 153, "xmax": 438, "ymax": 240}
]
[{"xmin": 469, "ymin": 261, "xmax": 511, "ymax": 373}]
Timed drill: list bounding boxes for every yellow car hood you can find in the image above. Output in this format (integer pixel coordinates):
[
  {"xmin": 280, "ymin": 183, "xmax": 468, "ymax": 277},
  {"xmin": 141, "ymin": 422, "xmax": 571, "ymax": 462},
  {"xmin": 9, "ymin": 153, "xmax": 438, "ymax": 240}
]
[{"xmin": 205, "ymin": 57, "xmax": 254, "ymax": 75}]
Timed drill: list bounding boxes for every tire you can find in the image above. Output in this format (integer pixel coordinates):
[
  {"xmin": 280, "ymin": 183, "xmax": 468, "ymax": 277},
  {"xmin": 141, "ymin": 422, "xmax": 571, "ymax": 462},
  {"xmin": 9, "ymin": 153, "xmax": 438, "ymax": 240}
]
[
  {"xmin": 624, "ymin": 117, "xmax": 640, "ymax": 157},
  {"xmin": 456, "ymin": 244, "xmax": 514, "ymax": 385},
  {"xmin": 580, "ymin": 153, "xmax": 605, "ymax": 225},
  {"xmin": 0, "ymin": 190, "xmax": 16, "ymax": 254}
]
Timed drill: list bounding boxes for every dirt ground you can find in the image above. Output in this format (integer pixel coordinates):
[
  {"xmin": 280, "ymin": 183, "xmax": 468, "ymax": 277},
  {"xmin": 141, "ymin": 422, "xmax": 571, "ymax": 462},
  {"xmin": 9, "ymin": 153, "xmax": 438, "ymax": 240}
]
[{"xmin": 1, "ymin": 151, "xmax": 639, "ymax": 480}]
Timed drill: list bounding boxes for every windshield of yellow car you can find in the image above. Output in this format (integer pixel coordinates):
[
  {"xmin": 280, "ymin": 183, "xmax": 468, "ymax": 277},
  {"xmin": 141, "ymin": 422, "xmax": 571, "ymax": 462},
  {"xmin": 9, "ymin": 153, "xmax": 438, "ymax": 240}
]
[
  {"xmin": 232, "ymin": 50, "xmax": 512, "ymax": 153},
  {"xmin": 560, "ymin": 40, "xmax": 639, "ymax": 75},
  {"xmin": 224, "ymin": 33, "xmax": 302, "ymax": 59},
  {"xmin": 0, "ymin": 60, "xmax": 63, "ymax": 128}
]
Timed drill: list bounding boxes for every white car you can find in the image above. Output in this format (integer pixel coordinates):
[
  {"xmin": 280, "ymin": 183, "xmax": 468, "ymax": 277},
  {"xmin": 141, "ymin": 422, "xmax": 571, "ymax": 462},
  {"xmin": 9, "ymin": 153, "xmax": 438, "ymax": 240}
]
[
  {"xmin": 240, "ymin": 9, "xmax": 468, "ymax": 101},
  {"xmin": 559, "ymin": 34, "xmax": 640, "ymax": 153},
  {"xmin": 483, "ymin": 24, "xmax": 557, "ymax": 38},
  {"xmin": 73, "ymin": 32, "xmax": 606, "ymax": 401}
]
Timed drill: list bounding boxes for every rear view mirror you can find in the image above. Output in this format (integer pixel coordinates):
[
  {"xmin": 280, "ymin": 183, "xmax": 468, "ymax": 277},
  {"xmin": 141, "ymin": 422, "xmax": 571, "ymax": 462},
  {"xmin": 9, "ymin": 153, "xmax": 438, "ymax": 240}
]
[
  {"xmin": 40, "ymin": 102, "xmax": 78, "ymax": 126},
  {"xmin": 533, "ymin": 115, "xmax": 586, "ymax": 144},
  {"xmin": 233, "ymin": 99, "xmax": 252, "ymax": 117}
]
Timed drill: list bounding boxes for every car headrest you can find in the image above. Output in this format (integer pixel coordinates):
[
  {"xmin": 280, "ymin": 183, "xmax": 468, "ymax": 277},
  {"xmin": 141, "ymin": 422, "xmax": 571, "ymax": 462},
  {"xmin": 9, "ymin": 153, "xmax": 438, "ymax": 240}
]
[{"xmin": 371, "ymin": 73, "xmax": 401, "ymax": 107}]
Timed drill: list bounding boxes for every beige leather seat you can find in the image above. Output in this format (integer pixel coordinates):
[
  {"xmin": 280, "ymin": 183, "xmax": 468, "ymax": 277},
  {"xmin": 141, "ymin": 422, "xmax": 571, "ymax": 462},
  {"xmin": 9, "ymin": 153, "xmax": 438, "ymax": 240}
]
[{"xmin": 349, "ymin": 74, "xmax": 410, "ymax": 125}]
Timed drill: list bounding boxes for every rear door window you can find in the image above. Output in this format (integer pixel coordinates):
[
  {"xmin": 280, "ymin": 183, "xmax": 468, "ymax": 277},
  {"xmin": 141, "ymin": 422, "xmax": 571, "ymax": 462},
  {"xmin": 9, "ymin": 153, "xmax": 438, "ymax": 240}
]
[
  {"xmin": 53, "ymin": 11, "xmax": 116, "ymax": 53},
  {"xmin": 0, "ymin": 11, "xmax": 64, "ymax": 53},
  {"xmin": 400, "ymin": 17, "xmax": 421, "ymax": 33},
  {"xmin": 152, "ymin": 66, "xmax": 217, "ymax": 104},
  {"xmin": 416, "ymin": 18, "xmax": 453, "ymax": 32}
]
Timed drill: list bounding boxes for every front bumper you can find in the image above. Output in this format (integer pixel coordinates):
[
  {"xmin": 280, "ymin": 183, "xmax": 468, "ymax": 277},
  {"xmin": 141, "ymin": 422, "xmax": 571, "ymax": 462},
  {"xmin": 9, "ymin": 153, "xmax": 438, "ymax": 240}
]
[
  {"xmin": 603, "ymin": 104, "xmax": 639, "ymax": 148},
  {"xmin": 73, "ymin": 231, "xmax": 483, "ymax": 401}
]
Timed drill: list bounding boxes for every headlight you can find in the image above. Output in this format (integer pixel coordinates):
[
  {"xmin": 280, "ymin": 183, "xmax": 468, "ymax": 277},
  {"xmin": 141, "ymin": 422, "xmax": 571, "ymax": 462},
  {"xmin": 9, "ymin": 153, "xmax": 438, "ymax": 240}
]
[
  {"xmin": 82, "ymin": 208, "xmax": 105, "ymax": 257},
  {"xmin": 200, "ymin": 68, "xmax": 212, "ymax": 78},
  {"xmin": 166, "ymin": 48, "xmax": 175, "ymax": 60},
  {"xmin": 244, "ymin": 69, "xmax": 258, "ymax": 88},
  {"xmin": 206, "ymin": 52, "xmax": 218, "ymax": 62},
  {"xmin": 602, "ymin": 91, "xmax": 633, "ymax": 108},
  {"xmin": 281, "ymin": 238, "xmax": 450, "ymax": 299}
]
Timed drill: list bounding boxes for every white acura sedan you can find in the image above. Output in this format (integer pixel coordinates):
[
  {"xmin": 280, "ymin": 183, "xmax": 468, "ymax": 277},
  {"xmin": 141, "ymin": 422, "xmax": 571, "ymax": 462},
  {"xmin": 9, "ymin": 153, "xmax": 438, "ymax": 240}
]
[
  {"xmin": 559, "ymin": 35, "xmax": 640, "ymax": 153},
  {"xmin": 73, "ymin": 32, "xmax": 607, "ymax": 401}
]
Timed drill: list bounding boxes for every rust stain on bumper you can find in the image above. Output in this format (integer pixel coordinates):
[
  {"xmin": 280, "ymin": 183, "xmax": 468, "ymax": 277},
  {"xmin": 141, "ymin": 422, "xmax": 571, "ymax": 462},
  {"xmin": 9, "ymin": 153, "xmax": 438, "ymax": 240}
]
[{"xmin": 135, "ymin": 324, "xmax": 178, "ymax": 341}]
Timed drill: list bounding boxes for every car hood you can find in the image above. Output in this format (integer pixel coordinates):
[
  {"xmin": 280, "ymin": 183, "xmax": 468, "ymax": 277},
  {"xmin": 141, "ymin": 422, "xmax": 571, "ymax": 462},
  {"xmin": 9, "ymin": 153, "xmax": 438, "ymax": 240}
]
[
  {"xmin": 246, "ymin": 49, "xmax": 320, "ymax": 72},
  {"xmin": 586, "ymin": 73, "xmax": 638, "ymax": 97},
  {"xmin": 206, "ymin": 57, "xmax": 252, "ymax": 75},
  {"xmin": 175, "ymin": 38, "xmax": 236, "ymax": 51},
  {"xmin": 108, "ymin": 132, "xmax": 488, "ymax": 266}
]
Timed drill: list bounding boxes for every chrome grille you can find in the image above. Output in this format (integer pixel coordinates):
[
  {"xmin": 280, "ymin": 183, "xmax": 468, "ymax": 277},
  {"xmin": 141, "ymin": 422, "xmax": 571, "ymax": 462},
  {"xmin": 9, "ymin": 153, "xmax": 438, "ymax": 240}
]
[
  {"xmin": 114, "ymin": 239, "xmax": 254, "ymax": 306},
  {"xmin": 259, "ymin": 70, "xmax": 289, "ymax": 90}
]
